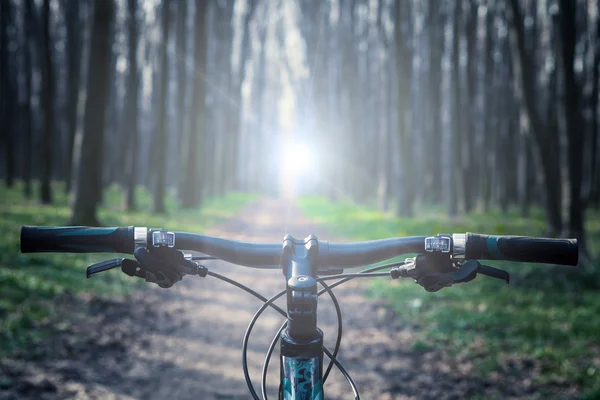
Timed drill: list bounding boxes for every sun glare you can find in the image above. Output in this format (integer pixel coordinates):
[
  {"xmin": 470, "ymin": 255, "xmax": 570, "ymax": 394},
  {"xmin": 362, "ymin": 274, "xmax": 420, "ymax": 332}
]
[
  {"xmin": 282, "ymin": 142, "xmax": 314, "ymax": 171},
  {"xmin": 279, "ymin": 140, "xmax": 317, "ymax": 198}
]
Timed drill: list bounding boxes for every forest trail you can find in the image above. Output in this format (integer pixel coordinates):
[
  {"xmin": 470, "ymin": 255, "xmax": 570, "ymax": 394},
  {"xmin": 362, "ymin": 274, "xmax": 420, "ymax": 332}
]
[{"xmin": 0, "ymin": 198, "xmax": 563, "ymax": 399}]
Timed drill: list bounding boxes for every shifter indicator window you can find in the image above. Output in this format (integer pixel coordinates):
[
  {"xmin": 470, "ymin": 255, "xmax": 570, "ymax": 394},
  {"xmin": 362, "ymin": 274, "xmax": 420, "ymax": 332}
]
[
  {"xmin": 425, "ymin": 236, "xmax": 451, "ymax": 253},
  {"xmin": 152, "ymin": 230, "xmax": 175, "ymax": 247}
]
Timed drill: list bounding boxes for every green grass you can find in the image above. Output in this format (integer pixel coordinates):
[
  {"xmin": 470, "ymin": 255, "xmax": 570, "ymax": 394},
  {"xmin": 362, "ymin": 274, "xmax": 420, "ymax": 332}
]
[
  {"xmin": 298, "ymin": 196, "xmax": 600, "ymax": 397},
  {"xmin": 0, "ymin": 181, "xmax": 259, "ymax": 356}
]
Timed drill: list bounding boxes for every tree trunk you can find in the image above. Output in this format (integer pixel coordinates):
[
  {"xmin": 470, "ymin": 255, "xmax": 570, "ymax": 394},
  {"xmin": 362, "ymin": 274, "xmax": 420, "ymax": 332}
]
[
  {"xmin": 38, "ymin": 0, "xmax": 55, "ymax": 204},
  {"xmin": 462, "ymin": 0, "xmax": 476, "ymax": 213},
  {"xmin": 1, "ymin": 0, "xmax": 16, "ymax": 188},
  {"xmin": 428, "ymin": 0, "xmax": 443, "ymax": 205},
  {"xmin": 508, "ymin": 0, "xmax": 563, "ymax": 235},
  {"xmin": 234, "ymin": 0, "xmax": 256, "ymax": 191},
  {"xmin": 71, "ymin": 0, "xmax": 115, "ymax": 226},
  {"xmin": 593, "ymin": 23, "xmax": 600, "ymax": 211},
  {"xmin": 378, "ymin": 64, "xmax": 390, "ymax": 212},
  {"xmin": 254, "ymin": 15, "xmax": 268, "ymax": 193},
  {"xmin": 394, "ymin": 0, "xmax": 414, "ymax": 217},
  {"xmin": 449, "ymin": 0, "xmax": 462, "ymax": 217},
  {"xmin": 175, "ymin": 0, "xmax": 188, "ymax": 201},
  {"xmin": 482, "ymin": 3, "xmax": 496, "ymax": 212},
  {"xmin": 153, "ymin": 0, "xmax": 171, "ymax": 214},
  {"xmin": 123, "ymin": 0, "xmax": 139, "ymax": 211},
  {"xmin": 180, "ymin": 0, "xmax": 207, "ymax": 209},
  {"xmin": 102, "ymin": 43, "xmax": 120, "ymax": 190},
  {"xmin": 559, "ymin": 0, "xmax": 586, "ymax": 249},
  {"xmin": 215, "ymin": 2, "xmax": 234, "ymax": 196},
  {"xmin": 22, "ymin": 0, "xmax": 35, "ymax": 198},
  {"xmin": 65, "ymin": 0, "xmax": 81, "ymax": 194}
]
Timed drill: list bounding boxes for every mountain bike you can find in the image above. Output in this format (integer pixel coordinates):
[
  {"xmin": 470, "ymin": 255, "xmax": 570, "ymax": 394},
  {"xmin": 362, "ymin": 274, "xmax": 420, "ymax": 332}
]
[{"xmin": 20, "ymin": 225, "xmax": 579, "ymax": 399}]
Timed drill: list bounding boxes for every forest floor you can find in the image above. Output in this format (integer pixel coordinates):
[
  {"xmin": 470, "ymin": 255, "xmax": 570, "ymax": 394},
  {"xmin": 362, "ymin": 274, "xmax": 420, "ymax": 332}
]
[{"xmin": 0, "ymin": 196, "xmax": 590, "ymax": 399}]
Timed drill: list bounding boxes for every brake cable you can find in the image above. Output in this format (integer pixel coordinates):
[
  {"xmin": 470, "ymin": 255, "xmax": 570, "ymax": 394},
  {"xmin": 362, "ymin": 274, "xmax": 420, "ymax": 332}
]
[
  {"xmin": 259, "ymin": 260, "xmax": 407, "ymax": 398},
  {"xmin": 239, "ymin": 286, "xmax": 359, "ymax": 400},
  {"xmin": 240, "ymin": 289, "xmax": 286, "ymax": 399},
  {"xmin": 206, "ymin": 270, "xmax": 273, "ymax": 305},
  {"xmin": 317, "ymin": 281, "xmax": 342, "ymax": 383},
  {"xmin": 87, "ymin": 251, "xmax": 406, "ymax": 399},
  {"xmin": 318, "ymin": 271, "xmax": 391, "ymax": 280}
]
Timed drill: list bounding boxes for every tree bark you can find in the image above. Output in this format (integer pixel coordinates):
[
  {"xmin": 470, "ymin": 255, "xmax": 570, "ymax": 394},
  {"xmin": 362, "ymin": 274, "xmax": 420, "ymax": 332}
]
[
  {"xmin": 21, "ymin": 0, "xmax": 34, "ymax": 198},
  {"xmin": 428, "ymin": 0, "xmax": 443, "ymax": 205},
  {"xmin": 65, "ymin": 0, "xmax": 81, "ymax": 194},
  {"xmin": 175, "ymin": 0, "xmax": 188, "ymax": 201},
  {"xmin": 180, "ymin": 0, "xmax": 207, "ymax": 209},
  {"xmin": 1, "ymin": 0, "xmax": 16, "ymax": 188},
  {"xmin": 449, "ymin": 0, "xmax": 462, "ymax": 217},
  {"xmin": 153, "ymin": 0, "xmax": 171, "ymax": 214},
  {"xmin": 559, "ymin": 0, "xmax": 586, "ymax": 249},
  {"xmin": 394, "ymin": 0, "xmax": 414, "ymax": 217},
  {"xmin": 508, "ymin": 0, "xmax": 563, "ymax": 235},
  {"xmin": 123, "ymin": 0, "xmax": 139, "ymax": 211},
  {"xmin": 593, "ymin": 19, "xmax": 600, "ymax": 210},
  {"xmin": 482, "ymin": 2, "xmax": 496, "ymax": 212},
  {"xmin": 215, "ymin": 2, "xmax": 234, "ymax": 196},
  {"xmin": 378, "ymin": 64, "xmax": 391, "ymax": 212},
  {"xmin": 462, "ymin": 0, "xmax": 476, "ymax": 213},
  {"xmin": 235, "ymin": 0, "xmax": 256, "ymax": 191},
  {"xmin": 71, "ymin": 0, "xmax": 115, "ymax": 226},
  {"xmin": 253, "ymin": 11, "xmax": 268, "ymax": 193},
  {"xmin": 39, "ymin": 0, "xmax": 55, "ymax": 203}
]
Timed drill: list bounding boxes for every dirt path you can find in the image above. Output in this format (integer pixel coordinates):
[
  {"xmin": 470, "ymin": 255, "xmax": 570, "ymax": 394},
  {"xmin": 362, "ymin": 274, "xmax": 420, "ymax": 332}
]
[{"xmin": 0, "ymin": 198, "xmax": 577, "ymax": 399}]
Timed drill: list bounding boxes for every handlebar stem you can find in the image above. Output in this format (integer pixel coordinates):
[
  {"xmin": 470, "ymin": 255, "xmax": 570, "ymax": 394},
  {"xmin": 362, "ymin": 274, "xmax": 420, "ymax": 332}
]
[
  {"xmin": 279, "ymin": 234, "xmax": 325, "ymax": 398},
  {"xmin": 282, "ymin": 234, "xmax": 321, "ymax": 341}
]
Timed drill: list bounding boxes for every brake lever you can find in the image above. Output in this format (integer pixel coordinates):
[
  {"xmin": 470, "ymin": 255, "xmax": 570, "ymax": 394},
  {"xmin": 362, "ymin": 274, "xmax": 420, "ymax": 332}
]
[
  {"xmin": 452, "ymin": 261, "xmax": 510, "ymax": 284},
  {"xmin": 393, "ymin": 257, "xmax": 510, "ymax": 292},
  {"xmin": 478, "ymin": 264, "xmax": 510, "ymax": 284},
  {"xmin": 450, "ymin": 259, "xmax": 480, "ymax": 282},
  {"xmin": 86, "ymin": 258, "xmax": 124, "ymax": 278}
]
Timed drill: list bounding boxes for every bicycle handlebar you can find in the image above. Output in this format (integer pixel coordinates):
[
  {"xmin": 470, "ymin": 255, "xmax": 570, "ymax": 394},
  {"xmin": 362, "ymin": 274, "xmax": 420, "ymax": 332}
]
[
  {"xmin": 20, "ymin": 226, "xmax": 579, "ymax": 267},
  {"xmin": 464, "ymin": 233, "xmax": 578, "ymax": 266},
  {"xmin": 174, "ymin": 232, "xmax": 282, "ymax": 267},
  {"xmin": 176, "ymin": 233, "xmax": 428, "ymax": 268},
  {"xmin": 20, "ymin": 226, "xmax": 136, "ymax": 254}
]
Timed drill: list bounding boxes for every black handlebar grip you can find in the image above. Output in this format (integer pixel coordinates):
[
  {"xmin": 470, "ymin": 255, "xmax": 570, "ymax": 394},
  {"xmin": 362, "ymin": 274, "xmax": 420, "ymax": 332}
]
[
  {"xmin": 464, "ymin": 233, "xmax": 578, "ymax": 266},
  {"xmin": 21, "ymin": 226, "xmax": 135, "ymax": 254}
]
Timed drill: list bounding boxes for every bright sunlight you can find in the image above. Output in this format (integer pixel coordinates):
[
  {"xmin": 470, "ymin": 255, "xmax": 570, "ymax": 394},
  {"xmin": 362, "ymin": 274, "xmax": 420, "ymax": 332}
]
[{"xmin": 279, "ymin": 138, "xmax": 317, "ymax": 198}]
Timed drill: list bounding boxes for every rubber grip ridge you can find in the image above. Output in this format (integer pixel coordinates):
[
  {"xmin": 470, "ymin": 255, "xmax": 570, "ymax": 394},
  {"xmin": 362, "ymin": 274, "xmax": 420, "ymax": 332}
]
[
  {"xmin": 464, "ymin": 233, "xmax": 578, "ymax": 266},
  {"xmin": 20, "ymin": 226, "xmax": 134, "ymax": 254}
]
